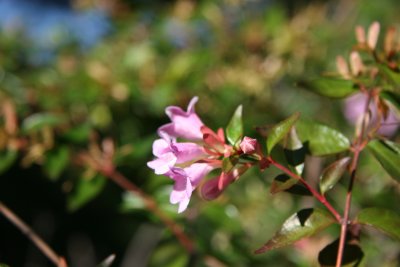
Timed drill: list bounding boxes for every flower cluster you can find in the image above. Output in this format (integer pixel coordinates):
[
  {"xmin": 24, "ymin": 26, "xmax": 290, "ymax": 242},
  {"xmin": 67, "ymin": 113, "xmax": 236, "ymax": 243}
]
[{"xmin": 147, "ymin": 97, "xmax": 258, "ymax": 212}]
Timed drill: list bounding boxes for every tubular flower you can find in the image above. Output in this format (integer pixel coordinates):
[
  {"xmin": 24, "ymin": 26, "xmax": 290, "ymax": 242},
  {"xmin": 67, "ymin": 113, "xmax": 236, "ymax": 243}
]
[
  {"xmin": 158, "ymin": 96, "xmax": 204, "ymax": 141},
  {"xmin": 148, "ymin": 97, "xmax": 256, "ymax": 212}
]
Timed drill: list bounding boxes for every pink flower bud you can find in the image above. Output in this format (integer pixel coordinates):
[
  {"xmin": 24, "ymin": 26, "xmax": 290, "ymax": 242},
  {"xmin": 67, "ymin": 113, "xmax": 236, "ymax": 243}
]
[
  {"xmin": 240, "ymin": 136, "xmax": 258, "ymax": 154},
  {"xmin": 367, "ymin": 21, "xmax": 380, "ymax": 50}
]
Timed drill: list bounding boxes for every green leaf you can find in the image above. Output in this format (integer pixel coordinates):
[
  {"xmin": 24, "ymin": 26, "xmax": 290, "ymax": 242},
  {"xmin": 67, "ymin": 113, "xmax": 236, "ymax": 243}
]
[
  {"xmin": 266, "ymin": 112, "xmax": 300, "ymax": 155},
  {"xmin": 67, "ymin": 174, "xmax": 107, "ymax": 212},
  {"xmin": 318, "ymin": 236, "xmax": 364, "ymax": 267},
  {"xmin": 380, "ymin": 91, "xmax": 400, "ymax": 110},
  {"xmin": 298, "ymin": 78, "xmax": 357, "ymax": 98},
  {"xmin": 44, "ymin": 146, "xmax": 70, "ymax": 180},
  {"xmin": 355, "ymin": 208, "xmax": 400, "ymax": 240},
  {"xmin": 226, "ymin": 105, "xmax": 243, "ymax": 146},
  {"xmin": 254, "ymin": 208, "xmax": 335, "ymax": 253},
  {"xmin": 319, "ymin": 157, "xmax": 351, "ymax": 195},
  {"xmin": 270, "ymin": 174, "xmax": 298, "ymax": 194},
  {"xmin": 62, "ymin": 123, "xmax": 91, "ymax": 144},
  {"xmin": 0, "ymin": 263, "xmax": 10, "ymax": 267},
  {"xmin": 0, "ymin": 149, "xmax": 18, "ymax": 174},
  {"xmin": 378, "ymin": 64, "xmax": 400, "ymax": 85},
  {"xmin": 283, "ymin": 127, "xmax": 307, "ymax": 173},
  {"xmin": 367, "ymin": 139, "xmax": 400, "ymax": 182},
  {"xmin": 21, "ymin": 113, "xmax": 66, "ymax": 133},
  {"xmin": 296, "ymin": 119, "xmax": 350, "ymax": 156},
  {"xmin": 270, "ymin": 174, "xmax": 311, "ymax": 196}
]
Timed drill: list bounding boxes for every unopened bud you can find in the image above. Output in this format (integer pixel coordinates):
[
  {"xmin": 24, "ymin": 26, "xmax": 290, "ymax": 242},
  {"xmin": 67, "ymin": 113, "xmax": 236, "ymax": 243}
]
[
  {"xmin": 239, "ymin": 136, "xmax": 258, "ymax": 154},
  {"xmin": 367, "ymin": 21, "xmax": 380, "ymax": 50}
]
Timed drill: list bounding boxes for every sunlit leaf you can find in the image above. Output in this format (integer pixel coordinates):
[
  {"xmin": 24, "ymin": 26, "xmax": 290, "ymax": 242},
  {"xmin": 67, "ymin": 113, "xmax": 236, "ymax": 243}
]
[
  {"xmin": 67, "ymin": 174, "xmax": 107, "ymax": 212},
  {"xmin": 367, "ymin": 139, "xmax": 400, "ymax": 183},
  {"xmin": 266, "ymin": 112, "xmax": 300, "ymax": 155},
  {"xmin": 296, "ymin": 120, "xmax": 350, "ymax": 156},
  {"xmin": 0, "ymin": 149, "xmax": 18, "ymax": 174},
  {"xmin": 298, "ymin": 78, "xmax": 357, "ymax": 98},
  {"xmin": 226, "ymin": 105, "xmax": 243, "ymax": 146},
  {"xmin": 254, "ymin": 208, "xmax": 335, "ymax": 253},
  {"xmin": 355, "ymin": 208, "xmax": 400, "ymax": 240},
  {"xmin": 21, "ymin": 113, "xmax": 66, "ymax": 133},
  {"xmin": 318, "ymin": 236, "xmax": 364, "ymax": 267},
  {"xmin": 319, "ymin": 157, "xmax": 351, "ymax": 195},
  {"xmin": 44, "ymin": 146, "xmax": 70, "ymax": 180},
  {"xmin": 283, "ymin": 127, "xmax": 307, "ymax": 173}
]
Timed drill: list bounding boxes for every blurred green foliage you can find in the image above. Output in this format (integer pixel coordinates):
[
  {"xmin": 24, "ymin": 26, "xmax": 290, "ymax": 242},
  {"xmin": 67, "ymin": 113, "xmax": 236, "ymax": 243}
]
[{"xmin": 0, "ymin": 0, "xmax": 399, "ymax": 266}]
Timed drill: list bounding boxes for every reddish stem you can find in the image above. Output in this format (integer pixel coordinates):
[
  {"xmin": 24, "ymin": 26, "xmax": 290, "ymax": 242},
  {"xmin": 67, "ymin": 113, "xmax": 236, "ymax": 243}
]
[
  {"xmin": 335, "ymin": 89, "xmax": 373, "ymax": 267},
  {"xmin": 268, "ymin": 158, "xmax": 342, "ymax": 223},
  {"xmin": 0, "ymin": 201, "xmax": 67, "ymax": 267}
]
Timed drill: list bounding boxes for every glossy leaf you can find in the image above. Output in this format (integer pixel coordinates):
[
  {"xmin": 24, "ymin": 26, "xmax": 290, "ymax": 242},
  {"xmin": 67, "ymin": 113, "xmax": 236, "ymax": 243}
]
[
  {"xmin": 0, "ymin": 149, "xmax": 18, "ymax": 174},
  {"xmin": 226, "ymin": 105, "xmax": 243, "ymax": 146},
  {"xmin": 266, "ymin": 112, "xmax": 300, "ymax": 155},
  {"xmin": 67, "ymin": 174, "xmax": 107, "ymax": 212},
  {"xmin": 298, "ymin": 78, "xmax": 357, "ymax": 98},
  {"xmin": 254, "ymin": 208, "xmax": 335, "ymax": 254},
  {"xmin": 355, "ymin": 208, "xmax": 400, "ymax": 240},
  {"xmin": 283, "ymin": 127, "xmax": 307, "ymax": 173},
  {"xmin": 270, "ymin": 174, "xmax": 298, "ymax": 194},
  {"xmin": 318, "ymin": 236, "xmax": 364, "ymax": 267},
  {"xmin": 21, "ymin": 113, "xmax": 66, "ymax": 133},
  {"xmin": 367, "ymin": 139, "xmax": 400, "ymax": 182},
  {"xmin": 44, "ymin": 146, "xmax": 70, "ymax": 180},
  {"xmin": 380, "ymin": 91, "xmax": 400, "ymax": 110},
  {"xmin": 319, "ymin": 157, "xmax": 351, "ymax": 195},
  {"xmin": 270, "ymin": 174, "xmax": 311, "ymax": 196},
  {"xmin": 296, "ymin": 120, "xmax": 350, "ymax": 156}
]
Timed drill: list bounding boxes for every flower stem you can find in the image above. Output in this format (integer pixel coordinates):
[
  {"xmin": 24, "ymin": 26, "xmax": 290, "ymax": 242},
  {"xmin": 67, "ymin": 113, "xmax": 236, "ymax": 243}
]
[
  {"xmin": 268, "ymin": 158, "xmax": 342, "ymax": 223},
  {"xmin": 0, "ymin": 201, "xmax": 67, "ymax": 267}
]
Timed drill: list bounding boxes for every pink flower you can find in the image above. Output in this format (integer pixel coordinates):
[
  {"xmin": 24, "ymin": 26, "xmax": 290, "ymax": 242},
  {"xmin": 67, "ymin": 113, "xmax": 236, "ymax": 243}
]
[
  {"xmin": 148, "ymin": 96, "xmax": 249, "ymax": 213},
  {"xmin": 240, "ymin": 136, "xmax": 258, "ymax": 154},
  {"xmin": 167, "ymin": 163, "xmax": 216, "ymax": 213},
  {"xmin": 158, "ymin": 97, "xmax": 204, "ymax": 141},
  {"xmin": 344, "ymin": 93, "xmax": 399, "ymax": 136},
  {"xmin": 147, "ymin": 137, "xmax": 205, "ymax": 175}
]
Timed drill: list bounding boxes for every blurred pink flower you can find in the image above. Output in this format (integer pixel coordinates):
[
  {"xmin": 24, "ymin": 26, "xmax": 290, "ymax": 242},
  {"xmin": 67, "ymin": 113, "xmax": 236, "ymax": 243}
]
[{"xmin": 343, "ymin": 93, "xmax": 399, "ymax": 136}]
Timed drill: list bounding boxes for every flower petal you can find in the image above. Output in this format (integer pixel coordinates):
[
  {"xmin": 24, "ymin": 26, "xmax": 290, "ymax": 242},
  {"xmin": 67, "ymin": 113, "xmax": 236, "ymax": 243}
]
[
  {"xmin": 147, "ymin": 152, "xmax": 176, "ymax": 175},
  {"xmin": 184, "ymin": 163, "xmax": 216, "ymax": 187}
]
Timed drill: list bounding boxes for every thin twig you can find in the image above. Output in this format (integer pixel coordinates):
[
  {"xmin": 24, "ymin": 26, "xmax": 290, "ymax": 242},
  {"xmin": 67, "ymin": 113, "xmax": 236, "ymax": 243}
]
[
  {"xmin": 268, "ymin": 158, "xmax": 342, "ymax": 223},
  {"xmin": 0, "ymin": 201, "xmax": 67, "ymax": 267},
  {"xmin": 100, "ymin": 168, "xmax": 194, "ymax": 253}
]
